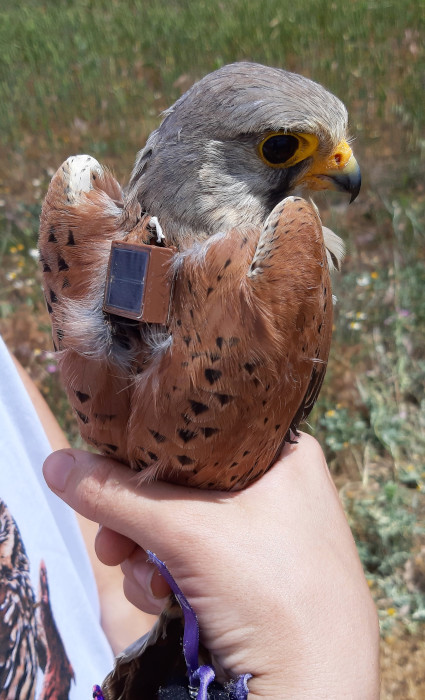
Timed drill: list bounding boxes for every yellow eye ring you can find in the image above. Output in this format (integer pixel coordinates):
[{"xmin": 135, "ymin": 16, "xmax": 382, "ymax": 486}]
[{"xmin": 258, "ymin": 131, "xmax": 319, "ymax": 169}]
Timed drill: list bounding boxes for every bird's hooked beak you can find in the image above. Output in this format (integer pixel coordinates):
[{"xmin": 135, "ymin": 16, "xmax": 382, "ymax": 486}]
[{"xmin": 298, "ymin": 139, "xmax": 361, "ymax": 203}]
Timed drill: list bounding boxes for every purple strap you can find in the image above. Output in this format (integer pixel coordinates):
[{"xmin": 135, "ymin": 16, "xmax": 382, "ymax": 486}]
[
  {"xmin": 92, "ymin": 554, "xmax": 251, "ymax": 699},
  {"xmin": 230, "ymin": 673, "xmax": 253, "ymax": 699},
  {"xmin": 148, "ymin": 552, "xmax": 251, "ymax": 698},
  {"xmin": 147, "ymin": 550, "xmax": 200, "ymax": 680}
]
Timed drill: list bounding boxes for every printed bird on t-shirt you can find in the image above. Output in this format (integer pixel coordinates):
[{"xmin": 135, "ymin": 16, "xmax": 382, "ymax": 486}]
[
  {"xmin": 38, "ymin": 62, "xmax": 361, "ymax": 697},
  {"xmin": 0, "ymin": 499, "xmax": 74, "ymax": 700},
  {"xmin": 39, "ymin": 61, "xmax": 360, "ymax": 492}
]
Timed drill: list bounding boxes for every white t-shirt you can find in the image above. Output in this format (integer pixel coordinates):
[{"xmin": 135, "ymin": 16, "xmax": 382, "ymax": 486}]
[{"xmin": 0, "ymin": 337, "xmax": 114, "ymax": 698}]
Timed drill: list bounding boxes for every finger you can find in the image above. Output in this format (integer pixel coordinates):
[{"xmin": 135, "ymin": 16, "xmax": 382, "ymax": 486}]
[
  {"xmin": 95, "ymin": 525, "xmax": 137, "ymax": 566},
  {"xmin": 121, "ymin": 550, "xmax": 171, "ymax": 614}
]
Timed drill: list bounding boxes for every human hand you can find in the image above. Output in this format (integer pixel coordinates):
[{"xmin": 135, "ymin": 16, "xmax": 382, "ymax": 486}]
[{"xmin": 43, "ymin": 433, "xmax": 379, "ymax": 699}]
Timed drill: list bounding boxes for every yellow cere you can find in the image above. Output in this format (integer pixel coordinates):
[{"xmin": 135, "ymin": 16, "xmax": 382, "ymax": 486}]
[{"xmin": 308, "ymin": 139, "xmax": 354, "ymax": 176}]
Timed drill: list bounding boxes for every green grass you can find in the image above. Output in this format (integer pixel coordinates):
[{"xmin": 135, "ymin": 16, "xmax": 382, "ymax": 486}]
[
  {"xmin": 1, "ymin": 0, "xmax": 425, "ymax": 664},
  {"xmin": 1, "ymin": 0, "xmax": 424, "ymax": 168}
]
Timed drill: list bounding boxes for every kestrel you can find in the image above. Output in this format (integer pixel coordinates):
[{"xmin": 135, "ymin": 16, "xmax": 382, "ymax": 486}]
[{"xmin": 39, "ymin": 62, "xmax": 360, "ymax": 493}]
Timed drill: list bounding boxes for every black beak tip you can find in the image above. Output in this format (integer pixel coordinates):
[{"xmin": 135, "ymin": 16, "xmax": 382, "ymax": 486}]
[{"xmin": 349, "ymin": 172, "xmax": 362, "ymax": 204}]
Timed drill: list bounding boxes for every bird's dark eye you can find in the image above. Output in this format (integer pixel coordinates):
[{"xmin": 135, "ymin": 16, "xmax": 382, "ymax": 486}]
[
  {"xmin": 261, "ymin": 134, "xmax": 299, "ymax": 165},
  {"xmin": 258, "ymin": 131, "xmax": 319, "ymax": 169}
]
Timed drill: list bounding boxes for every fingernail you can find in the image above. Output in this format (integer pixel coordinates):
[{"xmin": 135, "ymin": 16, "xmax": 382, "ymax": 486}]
[
  {"xmin": 43, "ymin": 451, "xmax": 75, "ymax": 492},
  {"xmin": 150, "ymin": 568, "xmax": 171, "ymax": 599}
]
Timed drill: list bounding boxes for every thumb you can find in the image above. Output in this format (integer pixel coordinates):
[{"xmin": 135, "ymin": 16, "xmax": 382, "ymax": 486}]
[{"xmin": 42, "ymin": 449, "xmax": 177, "ymax": 549}]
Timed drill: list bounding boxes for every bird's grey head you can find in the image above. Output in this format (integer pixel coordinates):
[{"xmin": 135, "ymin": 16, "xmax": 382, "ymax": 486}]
[{"xmin": 127, "ymin": 62, "xmax": 360, "ymax": 245}]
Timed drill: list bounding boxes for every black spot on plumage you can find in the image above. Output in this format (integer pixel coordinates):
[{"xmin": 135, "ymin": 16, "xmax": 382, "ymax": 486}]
[
  {"xmin": 224, "ymin": 258, "xmax": 231, "ymax": 268},
  {"xmin": 188, "ymin": 279, "xmax": 193, "ymax": 294},
  {"xmin": 62, "ymin": 278, "xmax": 70, "ymax": 289},
  {"xmin": 56, "ymin": 328, "xmax": 64, "ymax": 341},
  {"xmin": 176, "ymin": 319, "xmax": 182, "ymax": 326},
  {"xmin": 244, "ymin": 362, "xmax": 255, "ymax": 375},
  {"xmin": 52, "ymin": 339, "xmax": 57, "ymax": 351},
  {"xmin": 215, "ymin": 393, "xmax": 233, "ymax": 406},
  {"xmin": 75, "ymin": 390, "xmax": 90, "ymax": 403},
  {"xmin": 87, "ymin": 436, "xmax": 100, "ymax": 446},
  {"xmin": 230, "ymin": 474, "xmax": 238, "ymax": 482},
  {"xmin": 76, "ymin": 409, "xmax": 89, "ymax": 424},
  {"xmin": 318, "ymin": 322, "xmax": 322, "ymax": 334},
  {"xmin": 148, "ymin": 451, "xmax": 158, "ymax": 461},
  {"xmin": 209, "ymin": 353, "xmax": 220, "ymax": 363},
  {"xmin": 42, "ymin": 260, "xmax": 51, "ymax": 272},
  {"xmin": 49, "ymin": 289, "xmax": 57, "ymax": 303},
  {"xmin": 189, "ymin": 309, "xmax": 194, "ymax": 318},
  {"xmin": 105, "ymin": 444, "xmax": 118, "ymax": 452},
  {"xmin": 230, "ymin": 461, "xmax": 238, "ymax": 468},
  {"xmin": 149, "ymin": 429, "xmax": 166, "ymax": 443},
  {"xmin": 252, "ymin": 377, "xmax": 260, "ymax": 388},
  {"xmin": 205, "ymin": 368, "xmax": 222, "ymax": 384},
  {"xmin": 181, "ymin": 413, "xmax": 191, "ymax": 425},
  {"xmin": 177, "ymin": 455, "xmax": 195, "ymax": 466},
  {"xmin": 178, "ymin": 428, "xmax": 197, "ymax": 443},
  {"xmin": 275, "ymin": 424, "xmax": 281, "ymax": 431},
  {"xmin": 216, "ymin": 337, "xmax": 224, "ymax": 350},
  {"xmin": 58, "ymin": 255, "xmax": 69, "ymax": 271},
  {"xmin": 206, "ymin": 287, "xmax": 214, "ymax": 297},
  {"xmin": 66, "ymin": 230, "xmax": 75, "ymax": 246},
  {"xmin": 136, "ymin": 459, "xmax": 148, "ymax": 470},
  {"xmin": 190, "ymin": 400, "xmax": 209, "ymax": 415},
  {"xmin": 196, "ymin": 332, "xmax": 201, "ymax": 343},
  {"xmin": 243, "ymin": 450, "xmax": 250, "ymax": 457},
  {"xmin": 228, "ymin": 337, "xmax": 240, "ymax": 347},
  {"xmin": 264, "ymin": 417, "xmax": 269, "ymax": 424},
  {"xmin": 48, "ymin": 226, "xmax": 57, "ymax": 242},
  {"xmin": 181, "ymin": 361, "xmax": 189, "ymax": 367},
  {"xmin": 201, "ymin": 427, "xmax": 219, "ymax": 438},
  {"xmin": 183, "ymin": 336, "xmax": 191, "ymax": 346}
]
